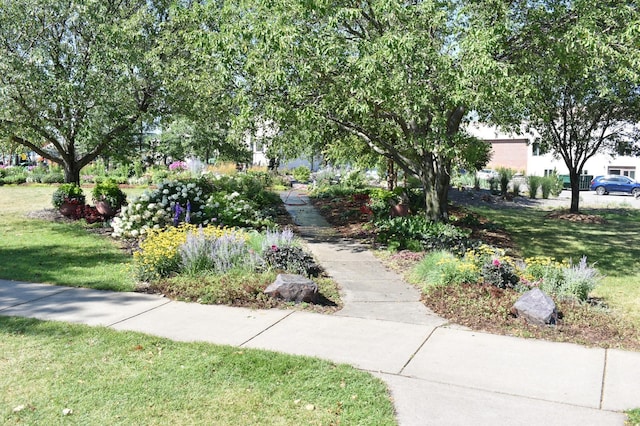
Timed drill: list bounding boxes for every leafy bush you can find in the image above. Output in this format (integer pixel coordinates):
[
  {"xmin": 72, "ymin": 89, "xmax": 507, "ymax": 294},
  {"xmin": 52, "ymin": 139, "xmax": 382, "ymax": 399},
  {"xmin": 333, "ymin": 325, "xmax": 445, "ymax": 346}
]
[
  {"xmin": 112, "ymin": 179, "xmax": 209, "ymax": 238},
  {"xmin": 292, "ymin": 166, "xmax": 311, "ymax": 182},
  {"xmin": 52, "ymin": 183, "xmax": 85, "ymax": 208},
  {"xmin": 560, "ymin": 256, "xmax": 600, "ymax": 301},
  {"xmin": 481, "ymin": 258, "xmax": 520, "ymax": 289},
  {"xmin": 497, "ymin": 168, "xmax": 514, "ymax": 195},
  {"xmin": 526, "ymin": 175, "xmax": 542, "ymax": 199},
  {"xmin": 2, "ymin": 174, "xmax": 27, "ymax": 184},
  {"xmin": 92, "ymin": 179, "xmax": 127, "ymax": 208},
  {"xmin": 411, "ymin": 250, "xmax": 480, "ymax": 289},
  {"xmin": 375, "ymin": 216, "xmax": 478, "ymax": 254},
  {"xmin": 367, "ymin": 188, "xmax": 398, "ymax": 220},
  {"xmin": 113, "ymin": 175, "xmax": 278, "ymax": 238},
  {"xmin": 541, "ymin": 173, "xmax": 563, "ymax": 199},
  {"xmin": 41, "ymin": 172, "xmax": 64, "ymax": 184},
  {"xmin": 341, "ymin": 169, "xmax": 366, "ymax": 189},
  {"xmin": 261, "ymin": 245, "xmax": 322, "ymax": 277},
  {"xmin": 520, "ymin": 256, "xmax": 600, "ymax": 302}
]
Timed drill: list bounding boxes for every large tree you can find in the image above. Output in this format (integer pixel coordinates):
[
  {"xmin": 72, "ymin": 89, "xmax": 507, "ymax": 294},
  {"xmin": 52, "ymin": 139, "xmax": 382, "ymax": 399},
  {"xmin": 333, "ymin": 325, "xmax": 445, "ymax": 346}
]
[
  {"xmin": 504, "ymin": 0, "xmax": 640, "ymax": 212},
  {"xmin": 217, "ymin": 0, "xmax": 507, "ymax": 221},
  {"xmin": 0, "ymin": 0, "xmax": 168, "ymax": 184}
]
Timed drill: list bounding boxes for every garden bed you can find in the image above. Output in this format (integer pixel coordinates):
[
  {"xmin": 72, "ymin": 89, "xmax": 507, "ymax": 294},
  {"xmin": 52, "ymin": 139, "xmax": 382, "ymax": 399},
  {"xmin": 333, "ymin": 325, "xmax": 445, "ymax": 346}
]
[{"xmin": 309, "ymin": 188, "xmax": 640, "ymax": 351}]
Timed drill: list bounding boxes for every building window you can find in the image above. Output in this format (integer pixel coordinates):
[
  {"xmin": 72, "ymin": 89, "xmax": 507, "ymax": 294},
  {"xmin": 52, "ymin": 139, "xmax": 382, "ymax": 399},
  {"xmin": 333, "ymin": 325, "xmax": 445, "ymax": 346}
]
[
  {"xmin": 532, "ymin": 142, "xmax": 548, "ymax": 156},
  {"xmin": 532, "ymin": 142, "xmax": 540, "ymax": 156},
  {"xmin": 608, "ymin": 168, "xmax": 635, "ymax": 179}
]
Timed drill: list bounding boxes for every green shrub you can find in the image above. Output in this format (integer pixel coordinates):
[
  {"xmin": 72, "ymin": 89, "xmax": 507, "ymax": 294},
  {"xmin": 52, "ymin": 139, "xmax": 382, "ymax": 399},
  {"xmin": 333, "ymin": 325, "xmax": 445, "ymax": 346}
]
[
  {"xmin": 292, "ymin": 166, "xmax": 311, "ymax": 182},
  {"xmin": 374, "ymin": 216, "xmax": 478, "ymax": 254},
  {"xmin": 112, "ymin": 176, "xmax": 276, "ymax": 239},
  {"xmin": 411, "ymin": 250, "xmax": 480, "ymax": 289},
  {"xmin": 51, "ymin": 183, "xmax": 85, "ymax": 208},
  {"xmin": 540, "ymin": 173, "xmax": 563, "ymax": 198},
  {"xmin": 481, "ymin": 258, "xmax": 520, "ymax": 289},
  {"xmin": 497, "ymin": 168, "xmax": 514, "ymax": 195},
  {"xmin": 367, "ymin": 188, "xmax": 397, "ymax": 220},
  {"xmin": 92, "ymin": 179, "xmax": 127, "ymax": 208},
  {"xmin": 522, "ymin": 256, "xmax": 600, "ymax": 302},
  {"xmin": 341, "ymin": 169, "xmax": 366, "ymax": 189},
  {"xmin": 261, "ymin": 246, "xmax": 322, "ymax": 277},
  {"xmin": 526, "ymin": 175, "xmax": 542, "ymax": 199},
  {"xmin": 560, "ymin": 256, "xmax": 600, "ymax": 302},
  {"xmin": 41, "ymin": 172, "xmax": 65, "ymax": 184},
  {"xmin": 3, "ymin": 174, "xmax": 27, "ymax": 185}
]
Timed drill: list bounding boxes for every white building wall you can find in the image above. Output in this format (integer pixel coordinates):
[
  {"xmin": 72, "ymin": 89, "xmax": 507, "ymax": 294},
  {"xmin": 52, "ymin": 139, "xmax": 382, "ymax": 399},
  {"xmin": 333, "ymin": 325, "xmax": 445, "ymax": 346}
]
[{"xmin": 469, "ymin": 123, "xmax": 640, "ymax": 179}]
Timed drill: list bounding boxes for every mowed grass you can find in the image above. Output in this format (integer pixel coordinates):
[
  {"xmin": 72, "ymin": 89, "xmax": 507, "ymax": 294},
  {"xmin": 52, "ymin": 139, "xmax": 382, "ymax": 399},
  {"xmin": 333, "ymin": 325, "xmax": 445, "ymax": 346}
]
[
  {"xmin": 0, "ymin": 185, "xmax": 140, "ymax": 291},
  {"xmin": 471, "ymin": 205, "xmax": 640, "ymax": 327},
  {"xmin": 0, "ymin": 184, "xmax": 396, "ymax": 424},
  {"xmin": 1, "ymin": 316, "xmax": 396, "ymax": 425}
]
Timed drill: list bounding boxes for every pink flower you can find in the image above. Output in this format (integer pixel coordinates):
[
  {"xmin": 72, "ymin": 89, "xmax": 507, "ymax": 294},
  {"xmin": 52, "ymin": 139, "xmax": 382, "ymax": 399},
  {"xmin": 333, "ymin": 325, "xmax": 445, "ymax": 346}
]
[
  {"xmin": 492, "ymin": 259, "xmax": 501, "ymax": 267},
  {"xmin": 271, "ymin": 245, "xmax": 278, "ymax": 251}
]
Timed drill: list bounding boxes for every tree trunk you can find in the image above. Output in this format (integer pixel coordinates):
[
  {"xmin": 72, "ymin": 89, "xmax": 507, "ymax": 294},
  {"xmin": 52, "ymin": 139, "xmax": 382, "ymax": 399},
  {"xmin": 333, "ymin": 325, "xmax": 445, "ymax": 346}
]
[
  {"xmin": 63, "ymin": 160, "xmax": 82, "ymax": 185},
  {"xmin": 569, "ymin": 170, "xmax": 581, "ymax": 213},
  {"xmin": 419, "ymin": 154, "xmax": 451, "ymax": 222},
  {"xmin": 387, "ymin": 159, "xmax": 396, "ymax": 191}
]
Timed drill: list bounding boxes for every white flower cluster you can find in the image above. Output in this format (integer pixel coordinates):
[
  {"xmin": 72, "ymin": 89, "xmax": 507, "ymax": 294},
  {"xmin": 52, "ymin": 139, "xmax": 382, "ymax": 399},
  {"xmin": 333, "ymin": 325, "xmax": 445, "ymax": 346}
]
[{"xmin": 112, "ymin": 180, "xmax": 207, "ymax": 238}]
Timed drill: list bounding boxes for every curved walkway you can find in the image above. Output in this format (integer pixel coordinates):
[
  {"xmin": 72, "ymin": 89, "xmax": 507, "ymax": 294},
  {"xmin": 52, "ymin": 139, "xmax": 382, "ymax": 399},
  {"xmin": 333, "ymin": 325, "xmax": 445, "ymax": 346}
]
[{"xmin": 1, "ymin": 190, "xmax": 639, "ymax": 425}]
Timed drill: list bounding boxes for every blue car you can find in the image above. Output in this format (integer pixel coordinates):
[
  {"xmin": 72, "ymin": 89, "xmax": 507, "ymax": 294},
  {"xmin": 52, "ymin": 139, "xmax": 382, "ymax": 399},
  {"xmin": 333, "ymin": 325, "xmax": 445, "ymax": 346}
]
[{"xmin": 589, "ymin": 175, "xmax": 640, "ymax": 196}]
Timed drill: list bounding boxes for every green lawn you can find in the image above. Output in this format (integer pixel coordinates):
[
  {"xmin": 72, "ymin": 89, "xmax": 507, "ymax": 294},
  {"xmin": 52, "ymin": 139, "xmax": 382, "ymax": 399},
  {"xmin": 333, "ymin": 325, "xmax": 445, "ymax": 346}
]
[
  {"xmin": 1, "ymin": 316, "xmax": 395, "ymax": 425},
  {"xmin": 0, "ymin": 184, "xmax": 396, "ymax": 425},
  {"xmin": 471, "ymin": 205, "xmax": 640, "ymax": 327},
  {"xmin": 0, "ymin": 185, "xmax": 142, "ymax": 291}
]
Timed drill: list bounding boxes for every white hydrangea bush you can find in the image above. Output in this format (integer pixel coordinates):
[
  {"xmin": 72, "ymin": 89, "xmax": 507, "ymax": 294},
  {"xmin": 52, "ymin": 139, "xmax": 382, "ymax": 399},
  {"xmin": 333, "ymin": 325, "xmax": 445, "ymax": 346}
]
[
  {"xmin": 112, "ymin": 176, "xmax": 277, "ymax": 239},
  {"xmin": 112, "ymin": 180, "xmax": 208, "ymax": 238}
]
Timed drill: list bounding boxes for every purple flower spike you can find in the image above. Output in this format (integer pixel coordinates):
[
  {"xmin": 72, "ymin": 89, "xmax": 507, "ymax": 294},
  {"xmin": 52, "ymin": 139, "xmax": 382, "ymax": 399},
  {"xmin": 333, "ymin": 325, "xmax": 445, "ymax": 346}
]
[
  {"xmin": 173, "ymin": 204, "xmax": 183, "ymax": 226},
  {"xmin": 185, "ymin": 200, "xmax": 191, "ymax": 224}
]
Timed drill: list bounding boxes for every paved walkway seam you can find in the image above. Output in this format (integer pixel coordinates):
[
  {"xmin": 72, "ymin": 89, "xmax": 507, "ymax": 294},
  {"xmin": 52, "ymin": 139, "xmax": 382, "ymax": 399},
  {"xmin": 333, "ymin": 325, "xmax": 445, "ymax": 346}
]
[
  {"xmin": 398, "ymin": 324, "xmax": 443, "ymax": 375},
  {"xmin": 600, "ymin": 349, "xmax": 609, "ymax": 410},
  {"xmin": 106, "ymin": 298, "xmax": 174, "ymax": 327},
  {"xmin": 238, "ymin": 309, "xmax": 297, "ymax": 347},
  {"xmin": 0, "ymin": 285, "xmax": 71, "ymax": 312}
]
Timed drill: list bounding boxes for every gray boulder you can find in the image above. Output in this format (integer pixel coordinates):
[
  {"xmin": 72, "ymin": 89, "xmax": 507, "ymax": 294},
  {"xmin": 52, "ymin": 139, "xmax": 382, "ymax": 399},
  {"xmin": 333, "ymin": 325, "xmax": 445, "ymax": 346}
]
[
  {"xmin": 512, "ymin": 288, "xmax": 557, "ymax": 326},
  {"xmin": 265, "ymin": 274, "xmax": 318, "ymax": 303}
]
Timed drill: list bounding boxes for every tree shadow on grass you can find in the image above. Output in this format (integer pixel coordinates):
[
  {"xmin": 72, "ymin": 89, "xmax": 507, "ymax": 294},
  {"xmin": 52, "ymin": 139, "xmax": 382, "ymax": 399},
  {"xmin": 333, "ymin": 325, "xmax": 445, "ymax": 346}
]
[
  {"xmin": 0, "ymin": 244, "xmax": 131, "ymax": 291},
  {"xmin": 472, "ymin": 206, "xmax": 640, "ymax": 277}
]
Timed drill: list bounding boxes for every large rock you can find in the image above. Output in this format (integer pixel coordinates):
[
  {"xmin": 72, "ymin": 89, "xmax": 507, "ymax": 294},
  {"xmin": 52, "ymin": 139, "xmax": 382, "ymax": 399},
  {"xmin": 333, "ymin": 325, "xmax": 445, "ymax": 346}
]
[
  {"xmin": 265, "ymin": 274, "xmax": 318, "ymax": 303},
  {"xmin": 512, "ymin": 288, "xmax": 557, "ymax": 326}
]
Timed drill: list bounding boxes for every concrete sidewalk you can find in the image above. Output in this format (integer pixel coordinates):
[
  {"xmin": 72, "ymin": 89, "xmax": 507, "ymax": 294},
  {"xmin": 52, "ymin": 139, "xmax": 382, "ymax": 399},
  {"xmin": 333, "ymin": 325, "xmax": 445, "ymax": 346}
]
[
  {"xmin": 1, "ymin": 280, "xmax": 638, "ymax": 425},
  {"xmin": 1, "ymin": 188, "xmax": 639, "ymax": 425}
]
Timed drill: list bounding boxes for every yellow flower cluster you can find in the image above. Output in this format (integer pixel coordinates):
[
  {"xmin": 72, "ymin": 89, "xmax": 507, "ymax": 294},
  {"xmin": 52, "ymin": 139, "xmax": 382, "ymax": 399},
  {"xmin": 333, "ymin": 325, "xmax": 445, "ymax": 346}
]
[
  {"xmin": 523, "ymin": 256, "xmax": 556, "ymax": 267},
  {"xmin": 134, "ymin": 224, "xmax": 247, "ymax": 278}
]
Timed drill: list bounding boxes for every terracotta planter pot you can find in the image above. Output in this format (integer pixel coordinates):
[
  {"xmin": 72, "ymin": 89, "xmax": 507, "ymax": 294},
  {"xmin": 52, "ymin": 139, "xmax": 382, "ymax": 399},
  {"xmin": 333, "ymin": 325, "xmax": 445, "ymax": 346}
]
[
  {"xmin": 390, "ymin": 204, "xmax": 409, "ymax": 217},
  {"xmin": 59, "ymin": 202, "xmax": 76, "ymax": 217},
  {"xmin": 95, "ymin": 200, "xmax": 116, "ymax": 217}
]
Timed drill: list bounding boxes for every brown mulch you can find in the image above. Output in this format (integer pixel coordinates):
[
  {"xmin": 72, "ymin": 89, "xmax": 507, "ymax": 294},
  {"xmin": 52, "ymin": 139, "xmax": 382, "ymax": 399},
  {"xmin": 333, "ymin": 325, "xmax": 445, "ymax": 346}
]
[
  {"xmin": 306, "ymin": 189, "xmax": 640, "ymax": 351},
  {"xmin": 422, "ymin": 284, "xmax": 640, "ymax": 351},
  {"xmin": 544, "ymin": 211, "xmax": 607, "ymax": 224}
]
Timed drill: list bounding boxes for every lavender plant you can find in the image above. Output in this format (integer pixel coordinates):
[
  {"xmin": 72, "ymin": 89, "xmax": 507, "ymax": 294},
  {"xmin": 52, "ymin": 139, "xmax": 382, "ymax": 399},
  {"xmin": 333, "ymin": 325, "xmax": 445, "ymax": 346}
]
[
  {"xmin": 560, "ymin": 256, "xmax": 601, "ymax": 302},
  {"xmin": 179, "ymin": 229, "xmax": 260, "ymax": 275}
]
